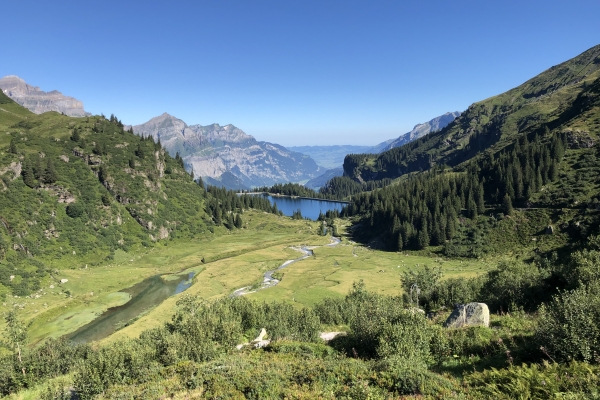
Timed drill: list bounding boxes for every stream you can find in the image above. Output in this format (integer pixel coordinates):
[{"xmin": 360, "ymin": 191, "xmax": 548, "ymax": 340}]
[
  {"xmin": 68, "ymin": 272, "xmax": 195, "ymax": 343},
  {"xmin": 232, "ymin": 237, "xmax": 341, "ymax": 297}
]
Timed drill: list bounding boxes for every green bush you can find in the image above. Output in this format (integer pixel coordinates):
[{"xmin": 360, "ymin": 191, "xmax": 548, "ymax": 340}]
[
  {"xmin": 536, "ymin": 283, "xmax": 600, "ymax": 363},
  {"xmin": 65, "ymin": 202, "xmax": 85, "ymax": 218}
]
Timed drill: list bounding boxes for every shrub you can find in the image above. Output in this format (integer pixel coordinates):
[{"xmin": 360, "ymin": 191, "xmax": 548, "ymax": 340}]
[
  {"xmin": 65, "ymin": 203, "xmax": 85, "ymax": 218},
  {"xmin": 536, "ymin": 283, "xmax": 600, "ymax": 363}
]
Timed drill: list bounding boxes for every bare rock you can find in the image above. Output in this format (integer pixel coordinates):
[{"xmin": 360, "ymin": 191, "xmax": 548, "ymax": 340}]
[
  {"xmin": 566, "ymin": 130, "xmax": 595, "ymax": 149},
  {"xmin": 0, "ymin": 75, "xmax": 90, "ymax": 116},
  {"xmin": 444, "ymin": 302, "xmax": 490, "ymax": 328}
]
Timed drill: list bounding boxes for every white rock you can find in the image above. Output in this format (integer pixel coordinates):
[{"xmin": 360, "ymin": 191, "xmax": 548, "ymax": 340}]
[{"xmin": 60, "ymin": 279, "xmax": 68, "ymax": 284}]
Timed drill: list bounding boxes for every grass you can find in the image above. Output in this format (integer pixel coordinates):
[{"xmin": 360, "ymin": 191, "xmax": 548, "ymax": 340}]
[{"xmin": 1, "ymin": 204, "xmax": 497, "ymax": 348}]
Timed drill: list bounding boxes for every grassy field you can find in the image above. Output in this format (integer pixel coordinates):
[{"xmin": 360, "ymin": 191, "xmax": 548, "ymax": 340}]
[
  {"xmin": 2, "ymin": 212, "xmax": 495, "ymax": 347},
  {"xmin": 1, "ymin": 211, "xmax": 327, "ymax": 345}
]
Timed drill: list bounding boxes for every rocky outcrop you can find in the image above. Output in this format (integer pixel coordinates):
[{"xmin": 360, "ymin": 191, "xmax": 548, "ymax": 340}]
[
  {"xmin": 382, "ymin": 112, "xmax": 462, "ymax": 152},
  {"xmin": 130, "ymin": 113, "xmax": 323, "ymax": 189},
  {"xmin": 0, "ymin": 75, "xmax": 89, "ymax": 117},
  {"xmin": 444, "ymin": 302, "xmax": 490, "ymax": 328}
]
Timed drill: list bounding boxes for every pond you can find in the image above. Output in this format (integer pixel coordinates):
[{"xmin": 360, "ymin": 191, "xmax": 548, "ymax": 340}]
[
  {"xmin": 262, "ymin": 194, "xmax": 348, "ymax": 220},
  {"xmin": 68, "ymin": 272, "xmax": 195, "ymax": 343}
]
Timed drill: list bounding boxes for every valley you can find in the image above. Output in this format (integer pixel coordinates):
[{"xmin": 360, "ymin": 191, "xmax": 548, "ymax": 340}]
[{"xmin": 1, "ymin": 43, "xmax": 600, "ymax": 399}]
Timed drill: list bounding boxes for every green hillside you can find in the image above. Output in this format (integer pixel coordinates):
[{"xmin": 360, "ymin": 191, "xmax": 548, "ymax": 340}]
[
  {"xmin": 343, "ymin": 44, "xmax": 600, "ymax": 182},
  {"xmin": 332, "ymin": 44, "xmax": 600, "ymax": 254},
  {"xmin": 0, "ymin": 92, "xmax": 208, "ymax": 298}
]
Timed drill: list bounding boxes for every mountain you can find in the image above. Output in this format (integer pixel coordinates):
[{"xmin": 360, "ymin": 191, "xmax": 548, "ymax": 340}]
[
  {"xmin": 381, "ymin": 111, "xmax": 461, "ymax": 152},
  {"xmin": 0, "ymin": 90, "xmax": 212, "ymax": 295},
  {"xmin": 130, "ymin": 113, "xmax": 322, "ymax": 189},
  {"xmin": 335, "ymin": 44, "xmax": 600, "ymax": 253},
  {"xmin": 344, "ymin": 44, "xmax": 600, "ymax": 184},
  {"xmin": 288, "ymin": 113, "xmax": 459, "ymax": 172},
  {"xmin": 0, "ymin": 75, "xmax": 90, "ymax": 116},
  {"xmin": 304, "ymin": 167, "xmax": 344, "ymax": 189}
]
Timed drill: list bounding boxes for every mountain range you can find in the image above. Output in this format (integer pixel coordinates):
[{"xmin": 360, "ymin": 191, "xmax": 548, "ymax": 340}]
[
  {"xmin": 129, "ymin": 113, "xmax": 323, "ymax": 189},
  {"xmin": 0, "ymin": 75, "xmax": 90, "ymax": 117}
]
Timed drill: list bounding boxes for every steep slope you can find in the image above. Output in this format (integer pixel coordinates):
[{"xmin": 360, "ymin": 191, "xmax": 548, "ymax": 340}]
[
  {"xmin": 131, "ymin": 113, "xmax": 323, "ymax": 189},
  {"xmin": 0, "ymin": 75, "xmax": 90, "ymax": 117},
  {"xmin": 304, "ymin": 167, "xmax": 344, "ymax": 189},
  {"xmin": 345, "ymin": 44, "xmax": 600, "ymax": 182},
  {"xmin": 0, "ymin": 92, "xmax": 208, "ymax": 297},
  {"xmin": 381, "ymin": 111, "xmax": 461, "ymax": 152},
  {"xmin": 335, "ymin": 44, "xmax": 600, "ymax": 253}
]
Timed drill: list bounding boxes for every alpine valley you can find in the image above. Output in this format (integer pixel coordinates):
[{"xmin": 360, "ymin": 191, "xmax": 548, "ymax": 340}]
[{"xmin": 1, "ymin": 44, "xmax": 600, "ymax": 400}]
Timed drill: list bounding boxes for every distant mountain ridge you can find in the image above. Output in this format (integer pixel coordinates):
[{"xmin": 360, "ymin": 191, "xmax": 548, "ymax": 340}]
[
  {"xmin": 0, "ymin": 75, "xmax": 89, "ymax": 117},
  {"xmin": 343, "ymin": 44, "xmax": 600, "ymax": 183},
  {"xmin": 130, "ymin": 113, "xmax": 322, "ymax": 189},
  {"xmin": 381, "ymin": 111, "xmax": 461, "ymax": 151}
]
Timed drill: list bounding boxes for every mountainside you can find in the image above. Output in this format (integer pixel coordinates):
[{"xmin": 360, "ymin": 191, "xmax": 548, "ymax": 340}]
[
  {"xmin": 344, "ymin": 44, "xmax": 600, "ymax": 183},
  {"xmin": 304, "ymin": 167, "xmax": 344, "ymax": 189},
  {"xmin": 335, "ymin": 44, "xmax": 600, "ymax": 253},
  {"xmin": 381, "ymin": 111, "xmax": 461, "ymax": 152},
  {"xmin": 0, "ymin": 92, "xmax": 211, "ymax": 296},
  {"xmin": 131, "ymin": 113, "xmax": 322, "ymax": 189},
  {"xmin": 0, "ymin": 75, "xmax": 90, "ymax": 117}
]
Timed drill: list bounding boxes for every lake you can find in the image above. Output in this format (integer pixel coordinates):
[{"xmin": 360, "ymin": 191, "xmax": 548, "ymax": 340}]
[
  {"xmin": 68, "ymin": 272, "xmax": 195, "ymax": 343},
  {"xmin": 263, "ymin": 194, "xmax": 348, "ymax": 220}
]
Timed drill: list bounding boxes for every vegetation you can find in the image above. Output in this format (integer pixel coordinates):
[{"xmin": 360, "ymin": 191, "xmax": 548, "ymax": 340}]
[{"xmin": 2, "ymin": 45, "xmax": 600, "ymax": 398}]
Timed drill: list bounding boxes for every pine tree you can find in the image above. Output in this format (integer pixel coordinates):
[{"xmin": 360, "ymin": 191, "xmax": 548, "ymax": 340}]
[
  {"xmin": 129, "ymin": 158, "xmax": 135, "ymax": 169},
  {"xmin": 397, "ymin": 232, "xmax": 404, "ymax": 251},
  {"xmin": 71, "ymin": 128, "xmax": 80, "ymax": 142},
  {"xmin": 9, "ymin": 138, "xmax": 18, "ymax": 154},
  {"xmin": 21, "ymin": 162, "xmax": 36, "ymax": 188},
  {"xmin": 503, "ymin": 193, "xmax": 513, "ymax": 216},
  {"xmin": 43, "ymin": 159, "xmax": 58, "ymax": 184},
  {"xmin": 235, "ymin": 214, "xmax": 243, "ymax": 229}
]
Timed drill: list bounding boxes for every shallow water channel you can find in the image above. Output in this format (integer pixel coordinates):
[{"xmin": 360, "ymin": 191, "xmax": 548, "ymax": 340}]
[{"xmin": 68, "ymin": 272, "xmax": 194, "ymax": 343}]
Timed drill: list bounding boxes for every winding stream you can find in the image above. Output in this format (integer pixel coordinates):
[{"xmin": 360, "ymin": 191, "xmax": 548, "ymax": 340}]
[{"xmin": 232, "ymin": 237, "xmax": 341, "ymax": 297}]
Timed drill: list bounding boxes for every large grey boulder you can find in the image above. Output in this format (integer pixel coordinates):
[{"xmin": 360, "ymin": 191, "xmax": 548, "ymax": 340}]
[{"xmin": 444, "ymin": 302, "xmax": 489, "ymax": 328}]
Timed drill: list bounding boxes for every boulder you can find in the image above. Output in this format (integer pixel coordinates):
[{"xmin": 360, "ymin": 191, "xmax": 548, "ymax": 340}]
[
  {"xmin": 546, "ymin": 225, "xmax": 554, "ymax": 235},
  {"xmin": 444, "ymin": 302, "xmax": 489, "ymax": 328}
]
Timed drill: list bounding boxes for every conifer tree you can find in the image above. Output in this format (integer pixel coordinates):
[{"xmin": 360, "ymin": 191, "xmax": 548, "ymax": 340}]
[
  {"xmin": 21, "ymin": 162, "xmax": 36, "ymax": 188},
  {"xmin": 71, "ymin": 128, "xmax": 80, "ymax": 142},
  {"xmin": 503, "ymin": 193, "xmax": 513, "ymax": 216},
  {"xmin": 9, "ymin": 138, "xmax": 18, "ymax": 154},
  {"xmin": 43, "ymin": 159, "xmax": 58, "ymax": 184},
  {"xmin": 235, "ymin": 214, "xmax": 243, "ymax": 229}
]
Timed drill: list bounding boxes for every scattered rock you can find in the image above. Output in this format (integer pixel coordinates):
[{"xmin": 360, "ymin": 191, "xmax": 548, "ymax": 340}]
[
  {"xmin": 49, "ymin": 285, "xmax": 54, "ymax": 289},
  {"xmin": 444, "ymin": 302, "xmax": 490, "ymax": 328},
  {"xmin": 565, "ymin": 130, "xmax": 595, "ymax": 149},
  {"xmin": 9, "ymin": 275, "xmax": 14, "ymax": 281},
  {"xmin": 60, "ymin": 279, "xmax": 68, "ymax": 284},
  {"xmin": 253, "ymin": 340, "xmax": 271, "ymax": 348},
  {"xmin": 253, "ymin": 328, "xmax": 267, "ymax": 342}
]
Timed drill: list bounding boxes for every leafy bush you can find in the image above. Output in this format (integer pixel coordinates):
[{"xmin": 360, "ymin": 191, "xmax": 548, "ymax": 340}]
[
  {"xmin": 536, "ymin": 283, "xmax": 600, "ymax": 363},
  {"xmin": 65, "ymin": 202, "xmax": 85, "ymax": 218}
]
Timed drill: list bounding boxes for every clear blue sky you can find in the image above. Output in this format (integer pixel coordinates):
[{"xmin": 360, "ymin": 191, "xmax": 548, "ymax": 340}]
[{"xmin": 2, "ymin": 1, "xmax": 599, "ymax": 146}]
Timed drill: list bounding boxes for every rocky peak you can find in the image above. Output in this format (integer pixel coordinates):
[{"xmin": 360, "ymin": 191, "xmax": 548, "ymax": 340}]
[{"xmin": 0, "ymin": 75, "xmax": 90, "ymax": 117}]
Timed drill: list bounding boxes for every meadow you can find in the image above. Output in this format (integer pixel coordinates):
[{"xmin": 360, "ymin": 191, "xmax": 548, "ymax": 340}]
[{"xmin": 2, "ymin": 210, "xmax": 494, "ymax": 347}]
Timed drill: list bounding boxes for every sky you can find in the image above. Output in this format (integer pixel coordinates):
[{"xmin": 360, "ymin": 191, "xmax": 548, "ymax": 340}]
[{"xmin": 2, "ymin": 1, "xmax": 600, "ymax": 146}]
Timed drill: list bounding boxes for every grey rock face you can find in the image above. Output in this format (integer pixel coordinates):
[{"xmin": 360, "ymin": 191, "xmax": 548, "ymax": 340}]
[
  {"xmin": 0, "ymin": 75, "xmax": 89, "ymax": 117},
  {"xmin": 444, "ymin": 302, "xmax": 490, "ymax": 328},
  {"xmin": 382, "ymin": 112, "xmax": 461, "ymax": 152},
  {"xmin": 131, "ymin": 113, "xmax": 322, "ymax": 189}
]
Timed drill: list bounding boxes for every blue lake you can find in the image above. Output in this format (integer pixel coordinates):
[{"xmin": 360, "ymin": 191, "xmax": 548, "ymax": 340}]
[{"xmin": 263, "ymin": 194, "xmax": 348, "ymax": 220}]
